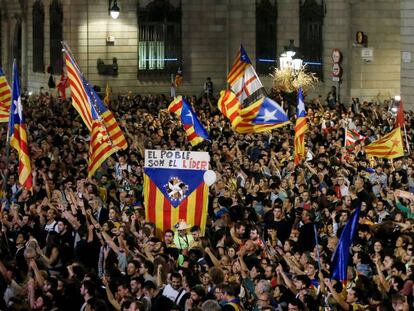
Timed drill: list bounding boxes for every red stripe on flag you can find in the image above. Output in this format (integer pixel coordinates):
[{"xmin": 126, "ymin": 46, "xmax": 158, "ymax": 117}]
[
  {"xmin": 163, "ymin": 198, "xmax": 171, "ymax": 232},
  {"xmin": 367, "ymin": 151, "xmax": 399, "ymax": 156},
  {"xmin": 365, "ymin": 146, "xmax": 392, "ymax": 150},
  {"xmin": 179, "ymin": 198, "xmax": 188, "ymax": 221},
  {"xmin": 148, "ymin": 180, "xmax": 157, "ymax": 223},
  {"xmin": 169, "ymin": 102, "xmax": 182, "ymax": 113},
  {"xmin": 194, "ymin": 184, "xmax": 204, "ymax": 227}
]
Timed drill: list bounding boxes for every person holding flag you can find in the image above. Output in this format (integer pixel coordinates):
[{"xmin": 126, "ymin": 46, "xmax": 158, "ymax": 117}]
[{"xmin": 8, "ymin": 60, "xmax": 33, "ymax": 191}]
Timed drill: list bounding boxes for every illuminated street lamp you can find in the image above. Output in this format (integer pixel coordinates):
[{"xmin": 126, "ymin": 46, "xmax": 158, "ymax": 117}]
[
  {"xmin": 279, "ymin": 40, "xmax": 303, "ymax": 72},
  {"xmin": 109, "ymin": 0, "xmax": 120, "ymax": 19}
]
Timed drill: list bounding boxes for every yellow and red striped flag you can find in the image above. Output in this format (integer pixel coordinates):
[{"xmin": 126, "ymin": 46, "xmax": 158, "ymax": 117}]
[
  {"xmin": 168, "ymin": 96, "xmax": 210, "ymax": 146},
  {"xmin": 364, "ymin": 127, "xmax": 404, "ymax": 159},
  {"xmin": 0, "ymin": 68, "xmax": 12, "ymax": 123},
  {"xmin": 62, "ymin": 42, "xmax": 127, "ymax": 177},
  {"xmin": 218, "ymin": 90, "xmax": 289, "ymax": 133},
  {"xmin": 143, "ymin": 150, "xmax": 209, "ymax": 235},
  {"xmin": 9, "ymin": 61, "xmax": 32, "ymax": 190},
  {"xmin": 294, "ymin": 87, "xmax": 308, "ymax": 165}
]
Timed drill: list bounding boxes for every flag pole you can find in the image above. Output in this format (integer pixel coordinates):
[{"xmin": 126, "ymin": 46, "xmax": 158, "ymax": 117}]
[
  {"xmin": 1, "ymin": 59, "xmax": 16, "ymax": 202},
  {"xmin": 403, "ymin": 124, "xmax": 410, "ymax": 154}
]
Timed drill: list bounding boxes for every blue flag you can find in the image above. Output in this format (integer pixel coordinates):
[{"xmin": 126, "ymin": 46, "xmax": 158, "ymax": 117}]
[
  {"xmin": 331, "ymin": 207, "xmax": 361, "ymax": 282},
  {"xmin": 297, "ymin": 87, "xmax": 306, "ymax": 118}
]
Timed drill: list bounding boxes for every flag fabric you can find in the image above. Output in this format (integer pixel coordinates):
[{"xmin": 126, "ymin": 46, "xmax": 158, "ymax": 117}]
[
  {"xmin": 144, "ymin": 171, "xmax": 209, "ymax": 235},
  {"xmin": 9, "ymin": 61, "xmax": 33, "ymax": 191},
  {"xmin": 174, "ymin": 67, "xmax": 183, "ymax": 88},
  {"xmin": 0, "ymin": 68, "xmax": 12, "ymax": 123},
  {"xmin": 218, "ymin": 90, "xmax": 289, "ymax": 133},
  {"xmin": 63, "ymin": 46, "xmax": 93, "ymax": 130},
  {"xmin": 57, "ymin": 71, "xmax": 69, "ymax": 100},
  {"xmin": 227, "ymin": 45, "xmax": 263, "ymax": 104},
  {"xmin": 395, "ymin": 99, "xmax": 405, "ymax": 128},
  {"xmin": 86, "ymin": 86, "xmax": 128, "ymax": 177},
  {"xmin": 143, "ymin": 150, "xmax": 209, "ymax": 235},
  {"xmin": 331, "ymin": 207, "xmax": 361, "ymax": 282},
  {"xmin": 364, "ymin": 127, "xmax": 404, "ymax": 159},
  {"xmin": 294, "ymin": 87, "xmax": 308, "ymax": 165},
  {"xmin": 168, "ymin": 96, "xmax": 210, "ymax": 146},
  {"xmin": 345, "ymin": 128, "xmax": 365, "ymax": 149},
  {"xmin": 62, "ymin": 42, "xmax": 128, "ymax": 177},
  {"xmin": 103, "ymin": 82, "xmax": 110, "ymax": 106}
]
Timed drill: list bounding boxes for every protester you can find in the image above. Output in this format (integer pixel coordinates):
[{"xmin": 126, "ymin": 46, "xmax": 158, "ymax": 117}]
[{"xmin": 0, "ymin": 89, "xmax": 413, "ymax": 311}]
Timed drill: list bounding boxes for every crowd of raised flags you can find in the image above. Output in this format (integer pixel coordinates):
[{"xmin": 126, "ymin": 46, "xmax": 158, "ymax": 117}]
[{"xmin": 0, "ymin": 43, "xmax": 409, "ymax": 289}]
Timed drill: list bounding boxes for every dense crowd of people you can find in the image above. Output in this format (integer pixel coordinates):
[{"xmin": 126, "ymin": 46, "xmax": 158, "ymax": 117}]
[{"xmin": 0, "ymin": 89, "xmax": 413, "ymax": 311}]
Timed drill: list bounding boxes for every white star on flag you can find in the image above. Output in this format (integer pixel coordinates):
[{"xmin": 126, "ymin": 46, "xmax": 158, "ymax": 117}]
[
  {"xmin": 14, "ymin": 98, "xmax": 23, "ymax": 119},
  {"xmin": 185, "ymin": 110, "xmax": 193, "ymax": 123},
  {"xmin": 263, "ymin": 108, "xmax": 277, "ymax": 122}
]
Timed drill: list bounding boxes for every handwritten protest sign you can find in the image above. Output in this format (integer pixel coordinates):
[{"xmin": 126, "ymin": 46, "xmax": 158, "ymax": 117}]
[{"xmin": 144, "ymin": 149, "xmax": 210, "ymax": 170}]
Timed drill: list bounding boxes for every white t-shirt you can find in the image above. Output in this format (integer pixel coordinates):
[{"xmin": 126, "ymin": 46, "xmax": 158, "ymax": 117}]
[
  {"xmin": 44, "ymin": 221, "xmax": 58, "ymax": 233},
  {"xmin": 162, "ymin": 284, "xmax": 186, "ymax": 302}
]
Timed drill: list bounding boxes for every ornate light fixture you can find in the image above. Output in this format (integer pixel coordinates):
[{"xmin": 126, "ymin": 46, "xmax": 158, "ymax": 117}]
[
  {"xmin": 109, "ymin": 0, "xmax": 120, "ymax": 19},
  {"xmin": 279, "ymin": 39, "xmax": 303, "ymax": 72}
]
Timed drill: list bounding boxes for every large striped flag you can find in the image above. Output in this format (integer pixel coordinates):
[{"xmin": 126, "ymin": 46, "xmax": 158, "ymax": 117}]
[
  {"xmin": 345, "ymin": 128, "xmax": 365, "ymax": 150},
  {"xmin": 294, "ymin": 88, "xmax": 308, "ymax": 165},
  {"xmin": 86, "ymin": 86, "xmax": 128, "ymax": 177},
  {"xmin": 62, "ymin": 42, "xmax": 127, "ymax": 177},
  {"xmin": 227, "ymin": 45, "xmax": 264, "ymax": 104},
  {"xmin": 168, "ymin": 96, "xmax": 209, "ymax": 146},
  {"xmin": 9, "ymin": 61, "xmax": 33, "ymax": 191},
  {"xmin": 0, "ymin": 68, "xmax": 12, "ymax": 123},
  {"xmin": 364, "ymin": 127, "xmax": 404, "ymax": 159},
  {"xmin": 144, "ymin": 150, "xmax": 209, "ymax": 235},
  {"xmin": 218, "ymin": 90, "xmax": 289, "ymax": 133}
]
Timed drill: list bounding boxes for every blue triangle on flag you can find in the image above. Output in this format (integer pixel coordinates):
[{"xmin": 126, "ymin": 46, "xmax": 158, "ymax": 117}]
[
  {"xmin": 251, "ymin": 97, "xmax": 289, "ymax": 124},
  {"xmin": 144, "ymin": 168, "xmax": 205, "ymax": 207}
]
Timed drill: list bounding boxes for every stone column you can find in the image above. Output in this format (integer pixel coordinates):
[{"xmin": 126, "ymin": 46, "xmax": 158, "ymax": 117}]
[{"xmin": 401, "ymin": 0, "xmax": 414, "ymax": 110}]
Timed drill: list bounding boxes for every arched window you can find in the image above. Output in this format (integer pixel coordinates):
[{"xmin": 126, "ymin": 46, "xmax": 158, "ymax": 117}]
[
  {"xmin": 300, "ymin": 0, "xmax": 324, "ymax": 79},
  {"xmin": 50, "ymin": 0, "xmax": 63, "ymax": 74},
  {"xmin": 256, "ymin": 0, "xmax": 277, "ymax": 75},
  {"xmin": 138, "ymin": 0, "xmax": 182, "ymax": 75},
  {"xmin": 32, "ymin": 0, "xmax": 44, "ymax": 73}
]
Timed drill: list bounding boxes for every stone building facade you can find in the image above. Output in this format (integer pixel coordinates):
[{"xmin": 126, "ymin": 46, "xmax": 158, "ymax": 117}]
[{"xmin": 0, "ymin": 0, "xmax": 411, "ymax": 107}]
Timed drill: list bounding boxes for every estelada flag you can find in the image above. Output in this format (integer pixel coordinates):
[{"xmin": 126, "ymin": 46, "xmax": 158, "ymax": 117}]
[
  {"xmin": 9, "ymin": 61, "xmax": 33, "ymax": 190},
  {"xmin": 168, "ymin": 96, "xmax": 210, "ymax": 146},
  {"xmin": 143, "ymin": 150, "xmax": 209, "ymax": 235},
  {"xmin": 294, "ymin": 87, "xmax": 307, "ymax": 165},
  {"xmin": 0, "ymin": 68, "xmax": 11, "ymax": 123},
  {"xmin": 218, "ymin": 90, "xmax": 289, "ymax": 133},
  {"xmin": 364, "ymin": 127, "xmax": 404, "ymax": 159}
]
